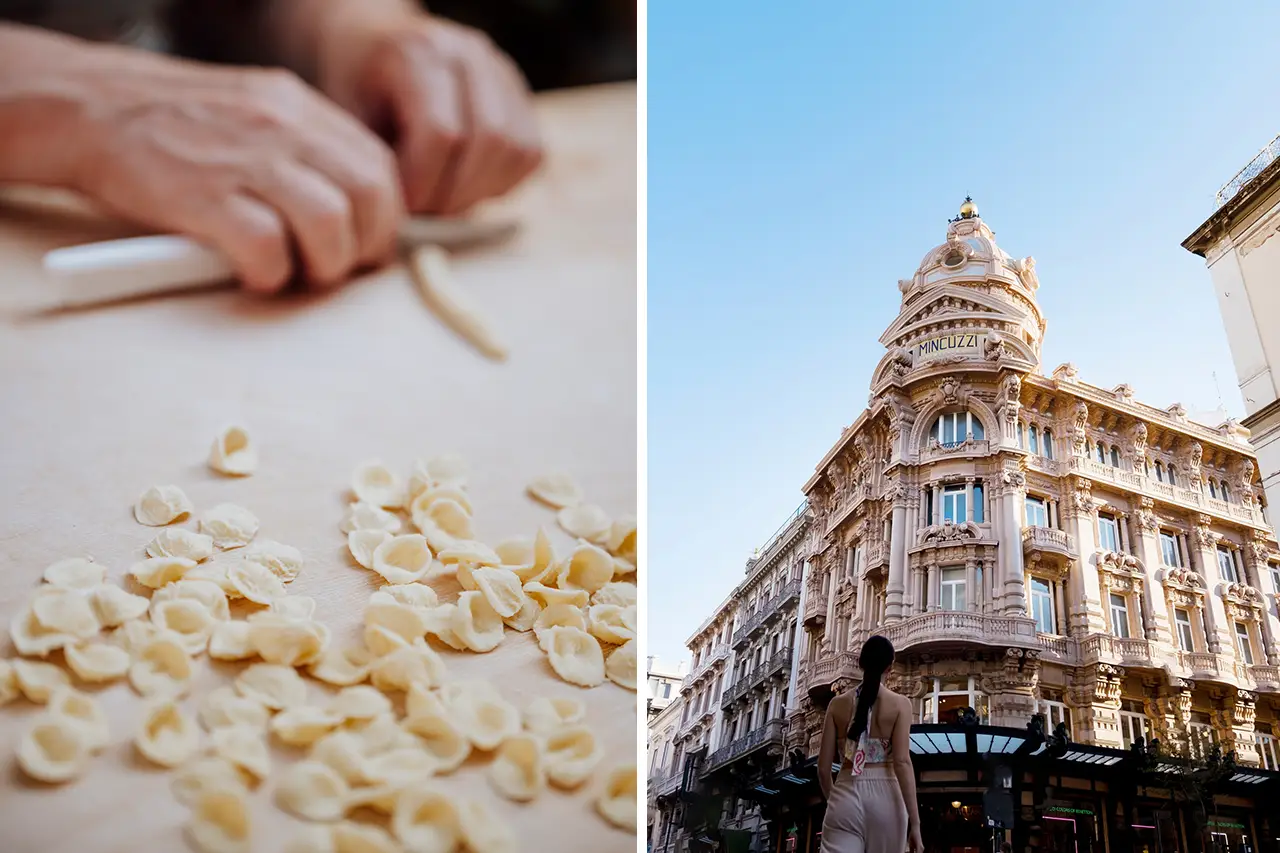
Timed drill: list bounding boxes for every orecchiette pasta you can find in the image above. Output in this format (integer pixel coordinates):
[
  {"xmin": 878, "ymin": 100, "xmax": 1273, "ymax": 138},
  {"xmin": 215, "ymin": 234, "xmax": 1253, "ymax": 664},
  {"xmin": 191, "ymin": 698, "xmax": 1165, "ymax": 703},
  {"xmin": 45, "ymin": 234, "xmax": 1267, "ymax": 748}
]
[
  {"xmin": 401, "ymin": 711, "xmax": 471, "ymax": 773},
  {"xmin": 135, "ymin": 698, "xmax": 200, "ymax": 767},
  {"xmin": 522, "ymin": 696, "xmax": 586, "ymax": 736},
  {"xmin": 596, "ymin": 763, "xmax": 637, "ymax": 831},
  {"xmin": 541, "ymin": 626, "xmax": 606, "ymax": 688},
  {"xmin": 199, "ymin": 503, "xmax": 260, "ymax": 549},
  {"xmin": 46, "ymin": 687, "xmax": 110, "ymax": 751},
  {"xmin": 543, "ymin": 724, "xmax": 602, "ymax": 789},
  {"xmin": 606, "ymin": 638, "xmax": 638, "ymax": 690},
  {"xmin": 129, "ymin": 632, "xmax": 194, "ymax": 697},
  {"xmin": 347, "ymin": 529, "xmax": 391, "ymax": 569},
  {"xmin": 88, "ymin": 583, "xmax": 151, "ymax": 627},
  {"xmin": 522, "ymin": 581, "xmax": 588, "ymax": 609},
  {"xmin": 153, "ymin": 578, "xmax": 231, "ymax": 621},
  {"xmin": 13, "ymin": 659, "xmax": 72, "ymax": 702},
  {"xmin": 42, "ymin": 556, "xmax": 105, "ymax": 589},
  {"xmin": 341, "ymin": 501, "xmax": 403, "ymax": 534},
  {"xmin": 185, "ymin": 786, "xmax": 251, "ymax": 853},
  {"xmin": 150, "ymin": 598, "xmax": 218, "ymax": 655},
  {"xmin": 276, "ymin": 760, "xmax": 351, "ymax": 822},
  {"xmin": 246, "ymin": 613, "xmax": 329, "ymax": 667},
  {"xmin": 208, "ymin": 621, "xmax": 256, "ymax": 661},
  {"xmin": 350, "ymin": 459, "xmax": 406, "ymax": 509},
  {"xmin": 308, "ymin": 645, "xmax": 373, "ymax": 687},
  {"xmin": 31, "ymin": 588, "xmax": 100, "ymax": 638},
  {"xmin": 129, "ymin": 556, "xmax": 197, "ymax": 589},
  {"xmin": 525, "ymin": 472, "xmax": 584, "ymax": 509},
  {"xmin": 556, "ymin": 503, "xmax": 611, "ymax": 544},
  {"xmin": 327, "ymin": 685, "xmax": 392, "ymax": 721},
  {"xmin": 243, "ymin": 539, "xmax": 304, "ymax": 582},
  {"xmin": 147, "ymin": 528, "xmax": 215, "ymax": 563},
  {"xmin": 227, "ymin": 558, "xmax": 286, "ymax": 604},
  {"xmin": 17, "ymin": 715, "xmax": 90, "ymax": 783},
  {"xmin": 488, "ymin": 734, "xmax": 545, "ymax": 801},
  {"xmin": 441, "ymin": 681, "xmax": 519, "ymax": 751},
  {"xmin": 171, "ymin": 757, "xmax": 250, "ymax": 806},
  {"xmin": 369, "ymin": 642, "xmax": 448, "ymax": 693},
  {"xmin": 457, "ymin": 798, "xmax": 517, "ymax": 853},
  {"xmin": 134, "ymin": 484, "xmax": 194, "ymax": 527},
  {"xmin": 235, "ymin": 662, "xmax": 307, "ymax": 709},
  {"xmin": 557, "ymin": 541, "xmax": 614, "ymax": 594},
  {"xmin": 208, "ymin": 425, "xmax": 257, "ymax": 477},
  {"xmin": 270, "ymin": 706, "xmax": 343, "ymax": 747},
  {"xmin": 371, "ymin": 534, "xmax": 434, "ymax": 584},
  {"xmin": 450, "ymin": 591, "xmax": 505, "ymax": 653},
  {"xmin": 211, "ymin": 725, "xmax": 272, "ymax": 779},
  {"xmin": 591, "ymin": 580, "xmax": 637, "ymax": 609},
  {"xmin": 199, "ymin": 687, "xmax": 271, "ymax": 732},
  {"xmin": 64, "ymin": 641, "xmax": 131, "ymax": 682},
  {"xmin": 392, "ymin": 784, "xmax": 463, "ymax": 853},
  {"xmin": 587, "ymin": 603, "xmax": 636, "ymax": 645},
  {"xmin": 471, "ymin": 567, "xmax": 524, "ymax": 619}
]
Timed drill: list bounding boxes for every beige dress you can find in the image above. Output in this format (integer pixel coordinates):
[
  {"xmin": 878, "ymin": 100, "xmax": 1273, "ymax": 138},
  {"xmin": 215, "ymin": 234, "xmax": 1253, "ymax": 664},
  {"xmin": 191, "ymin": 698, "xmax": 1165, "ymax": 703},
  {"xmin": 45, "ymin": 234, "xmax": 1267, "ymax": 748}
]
[{"xmin": 820, "ymin": 706, "xmax": 909, "ymax": 853}]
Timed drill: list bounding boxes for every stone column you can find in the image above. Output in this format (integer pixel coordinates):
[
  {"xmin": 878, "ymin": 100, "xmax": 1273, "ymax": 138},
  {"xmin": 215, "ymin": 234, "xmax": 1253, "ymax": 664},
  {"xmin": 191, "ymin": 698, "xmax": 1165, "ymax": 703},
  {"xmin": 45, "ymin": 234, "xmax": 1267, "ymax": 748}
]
[
  {"xmin": 824, "ymin": 552, "xmax": 839, "ymax": 645},
  {"xmin": 1190, "ymin": 515, "xmax": 1231, "ymax": 654},
  {"xmin": 1000, "ymin": 470, "xmax": 1028, "ymax": 615},
  {"xmin": 1244, "ymin": 531, "xmax": 1280, "ymax": 665},
  {"xmin": 886, "ymin": 485, "xmax": 909, "ymax": 621},
  {"xmin": 1070, "ymin": 663, "xmax": 1125, "ymax": 748},
  {"xmin": 987, "ymin": 649, "xmax": 1040, "ymax": 727},
  {"xmin": 928, "ymin": 565, "xmax": 940, "ymax": 612},
  {"xmin": 966, "ymin": 560, "xmax": 978, "ymax": 612},
  {"xmin": 1133, "ymin": 498, "xmax": 1174, "ymax": 646},
  {"xmin": 845, "ymin": 546, "xmax": 855, "ymax": 582},
  {"xmin": 1061, "ymin": 476, "xmax": 1107, "ymax": 634},
  {"xmin": 1213, "ymin": 687, "xmax": 1258, "ymax": 766},
  {"xmin": 1054, "ymin": 582, "xmax": 1067, "ymax": 634}
]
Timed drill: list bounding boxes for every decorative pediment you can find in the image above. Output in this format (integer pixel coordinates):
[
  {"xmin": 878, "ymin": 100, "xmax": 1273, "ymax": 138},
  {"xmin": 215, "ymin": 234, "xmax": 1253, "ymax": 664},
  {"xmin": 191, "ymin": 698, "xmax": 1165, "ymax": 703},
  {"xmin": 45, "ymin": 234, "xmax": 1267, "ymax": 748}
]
[
  {"xmin": 879, "ymin": 286, "xmax": 1026, "ymax": 346},
  {"xmin": 1158, "ymin": 566, "xmax": 1206, "ymax": 609},
  {"xmin": 918, "ymin": 521, "xmax": 981, "ymax": 544},
  {"xmin": 1095, "ymin": 550, "xmax": 1145, "ymax": 593}
]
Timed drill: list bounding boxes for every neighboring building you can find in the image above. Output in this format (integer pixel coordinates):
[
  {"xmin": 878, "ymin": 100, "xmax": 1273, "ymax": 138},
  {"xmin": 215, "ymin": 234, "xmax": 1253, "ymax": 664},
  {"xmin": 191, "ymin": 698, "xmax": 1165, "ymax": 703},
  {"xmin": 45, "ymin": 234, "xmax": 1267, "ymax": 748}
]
[
  {"xmin": 647, "ymin": 690, "xmax": 686, "ymax": 853},
  {"xmin": 1184, "ymin": 134, "xmax": 1280, "ymax": 524},
  {"xmin": 746, "ymin": 201, "xmax": 1280, "ymax": 853},
  {"xmin": 648, "ymin": 656, "xmax": 689, "ymax": 719}
]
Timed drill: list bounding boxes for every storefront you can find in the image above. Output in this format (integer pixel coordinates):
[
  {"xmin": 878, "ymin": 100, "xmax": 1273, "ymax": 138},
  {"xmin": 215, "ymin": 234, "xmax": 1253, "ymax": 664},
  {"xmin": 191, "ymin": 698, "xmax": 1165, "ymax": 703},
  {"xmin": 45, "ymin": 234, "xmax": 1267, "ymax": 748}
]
[{"xmin": 745, "ymin": 724, "xmax": 1280, "ymax": 853}]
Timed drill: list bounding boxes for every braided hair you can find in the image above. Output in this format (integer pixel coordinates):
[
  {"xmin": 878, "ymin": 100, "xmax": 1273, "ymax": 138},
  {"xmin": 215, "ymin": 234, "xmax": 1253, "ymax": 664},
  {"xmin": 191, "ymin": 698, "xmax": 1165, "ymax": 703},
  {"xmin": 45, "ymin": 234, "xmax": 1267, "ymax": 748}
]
[{"xmin": 848, "ymin": 635, "xmax": 895, "ymax": 742}]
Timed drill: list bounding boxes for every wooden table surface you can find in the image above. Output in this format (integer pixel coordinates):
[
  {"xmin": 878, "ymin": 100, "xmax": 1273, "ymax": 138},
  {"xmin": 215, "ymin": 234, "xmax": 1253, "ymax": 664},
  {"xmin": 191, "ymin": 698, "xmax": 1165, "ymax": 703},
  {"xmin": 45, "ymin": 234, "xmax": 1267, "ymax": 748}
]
[{"xmin": 0, "ymin": 83, "xmax": 637, "ymax": 853}]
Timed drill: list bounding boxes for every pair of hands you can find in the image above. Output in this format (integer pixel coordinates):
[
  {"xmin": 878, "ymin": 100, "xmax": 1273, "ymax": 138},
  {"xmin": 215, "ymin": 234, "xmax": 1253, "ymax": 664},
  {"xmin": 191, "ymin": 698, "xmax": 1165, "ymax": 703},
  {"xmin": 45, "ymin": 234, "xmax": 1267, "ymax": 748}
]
[{"xmin": 65, "ymin": 14, "xmax": 541, "ymax": 292}]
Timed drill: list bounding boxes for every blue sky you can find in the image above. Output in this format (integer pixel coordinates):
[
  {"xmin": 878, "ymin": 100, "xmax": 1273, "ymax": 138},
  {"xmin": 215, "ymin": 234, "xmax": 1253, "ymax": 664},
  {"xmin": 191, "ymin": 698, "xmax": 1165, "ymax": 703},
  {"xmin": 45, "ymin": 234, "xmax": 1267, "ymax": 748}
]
[{"xmin": 646, "ymin": 1, "xmax": 1280, "ymax": 663}]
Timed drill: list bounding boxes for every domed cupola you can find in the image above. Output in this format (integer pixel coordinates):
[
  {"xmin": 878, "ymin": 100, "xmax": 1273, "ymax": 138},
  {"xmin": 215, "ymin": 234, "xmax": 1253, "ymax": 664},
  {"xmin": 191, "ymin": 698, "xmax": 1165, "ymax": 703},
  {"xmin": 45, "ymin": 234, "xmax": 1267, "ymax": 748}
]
[{"xmin": 869, "ymin": 200, "xmax": 1049, "ymax": 391}]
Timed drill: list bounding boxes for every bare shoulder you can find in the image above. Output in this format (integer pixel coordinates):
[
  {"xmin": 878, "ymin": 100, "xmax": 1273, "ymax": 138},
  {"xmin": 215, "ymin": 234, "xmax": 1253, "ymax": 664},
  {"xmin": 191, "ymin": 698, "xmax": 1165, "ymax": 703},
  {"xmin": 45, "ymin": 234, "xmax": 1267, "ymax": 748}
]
[
  {"xmin": 829, "ymin": 691, "xmax": 855, "ymax": 715},
  {"xmin": 881, "ymin": 688, "xmax": 911, "ymax": 712}
]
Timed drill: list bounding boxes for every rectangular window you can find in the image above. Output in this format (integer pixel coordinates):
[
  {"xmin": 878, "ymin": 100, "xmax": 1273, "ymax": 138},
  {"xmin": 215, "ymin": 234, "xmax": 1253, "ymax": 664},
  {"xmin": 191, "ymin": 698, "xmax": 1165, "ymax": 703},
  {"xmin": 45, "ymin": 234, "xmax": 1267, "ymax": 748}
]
[
  {"xmin": 1025, "ymin": 496, "xmax": 1048, "ymax": 528},
  {"xmin": 1271, "ymin": 564, "xmax": 1280, "ymax": 594},
  {"xmin": 1160, "ymin": 532, "xmax": 1181, "ymax": 567},
  {"xmin": 1235, "ymin": 622, "xmax": 1254, "ymax": 665},
  {"xmin": 1188, "ymin": 721, "xmax": 1215, "ymax": 760},
  {"xmin": 940, "ymin": 567, "xmax": 967, "ymax": 612},
  {"xmin": 1217, "ymin": 545, "xmax": 1238, "ymax": 583},
  {"xmin": 1043, "ymin": 430, "xmax": 1054, "ymax": 460},
  {"xmin": 662, "ymin": 682, "xmax": 672, "ymax": 699},
  {"xmin": 1175, "ymin": 609, "xmax": 1195, "ymax": 651},
  {"xmin": 972, "ymin": 482, "xmax": 984, "ymax": 523},
  {"xmin": 942, "ymin": 486, "xmax": 967, "ymax": 524},
  {"xmin": 1030, "ymin": 577, "xmax": 1055, "ymax": 634},
  {"xmin": 1040, "ymin": 700, "xmax": 1071, "ymax": 738},
  {"xmin": 1109, "ymin": 593, "xmax": 1130, "ymax": 638},
  {"xmin": 1119, "ymin": 710, "xmax": 1150, "ymax": 749},
  {"xmin": 1098, "ymin": 514, "xmax": 1120, "ymax": 553},
  {"xmin": 1258, "ymin": 732, "xmax": 1279, "ymax": 771},
  {"xmin": 1028, "ymin": 427, "xmax": 1039, "ymax": 455}
]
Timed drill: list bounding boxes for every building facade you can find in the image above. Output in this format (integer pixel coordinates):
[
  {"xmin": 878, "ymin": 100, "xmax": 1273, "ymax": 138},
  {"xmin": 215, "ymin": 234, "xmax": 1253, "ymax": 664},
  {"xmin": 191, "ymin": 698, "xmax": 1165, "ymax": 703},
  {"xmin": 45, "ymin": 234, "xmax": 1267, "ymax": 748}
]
[
  {"xmin": 652, "ymin": 504, "xmax": 814, "ymax": 853},
  {"xmin": 648, "ymin": 690, "xmax": 686, "ymax": 851},
  {"xmin": 649, "ymin": 655, "xmax": 690, "ymax": 719},
  {"xmin": 1184, "ymin": 133, "xmax": 1280, "ymax": 534},
  {"xmin": 772, "ymin": 202, "xmax": 1280, "ymax": 853}
]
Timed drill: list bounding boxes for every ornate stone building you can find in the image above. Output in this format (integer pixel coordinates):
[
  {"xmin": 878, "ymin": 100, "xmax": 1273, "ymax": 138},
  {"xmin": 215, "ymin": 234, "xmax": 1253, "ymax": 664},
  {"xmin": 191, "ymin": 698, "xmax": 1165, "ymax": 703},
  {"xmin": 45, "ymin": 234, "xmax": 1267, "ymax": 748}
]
[{"xmin": 791, "ymin": 200, "xmax": 1280, "ymax": 774}]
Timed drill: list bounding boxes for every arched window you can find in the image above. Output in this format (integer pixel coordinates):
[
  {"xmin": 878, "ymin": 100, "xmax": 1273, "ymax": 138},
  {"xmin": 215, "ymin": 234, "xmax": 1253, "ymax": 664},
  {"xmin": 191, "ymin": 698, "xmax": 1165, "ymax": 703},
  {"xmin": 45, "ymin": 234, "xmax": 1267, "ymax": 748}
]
[
  {"xmin": 1043, "ymin": 428, "xmax": 1054, "ymax": 460},
  {"xmin": 1155, "ymin": 461, "xmax": 1164, "ymax": 482},
  {"xmin": 1017, "ymin": 421, "xmax": 1026, "ymax": 449},
  {"xmin": 1169, "ymin": 467, "xmax": 1177, "ymax": 487},
  {"xmin": 1096, "ymin": 441, "xmax": 1106, "ymax": 464},
  {"xmin": 1028, "ymin": 426, "xmax": 1039, "ymax": 455},
  {"xmin": 1221, "ymin": 482, "xmax": 1231, "ymax": 502},
  {"xmin": 930, "ymin": 411, "xmax": 985, "ymax": 448},
  {"xmin": 1110, "ymin": 447, "xmax": 1120, "ymax": 468},
  {"xmin": 1209, "ymin": 480, "xmax": 1218, "ymax": 499}
]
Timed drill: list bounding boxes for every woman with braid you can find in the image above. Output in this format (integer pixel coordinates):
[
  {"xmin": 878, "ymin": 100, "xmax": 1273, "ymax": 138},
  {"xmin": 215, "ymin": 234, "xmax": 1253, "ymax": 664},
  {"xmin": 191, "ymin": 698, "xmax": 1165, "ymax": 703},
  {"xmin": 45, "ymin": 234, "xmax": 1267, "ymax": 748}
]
[{"xmin": 817, "ymin": 635, "xmax": 922, "ymax": 853}]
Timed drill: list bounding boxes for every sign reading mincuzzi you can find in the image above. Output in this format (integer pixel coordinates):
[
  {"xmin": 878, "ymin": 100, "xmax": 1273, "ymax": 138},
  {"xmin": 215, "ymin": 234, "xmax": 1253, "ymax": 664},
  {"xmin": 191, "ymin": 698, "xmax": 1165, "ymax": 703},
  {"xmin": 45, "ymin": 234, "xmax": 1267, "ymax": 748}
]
[{"xmin": 914, "ymin": 332, "xmax": 986, "ymax": 362}]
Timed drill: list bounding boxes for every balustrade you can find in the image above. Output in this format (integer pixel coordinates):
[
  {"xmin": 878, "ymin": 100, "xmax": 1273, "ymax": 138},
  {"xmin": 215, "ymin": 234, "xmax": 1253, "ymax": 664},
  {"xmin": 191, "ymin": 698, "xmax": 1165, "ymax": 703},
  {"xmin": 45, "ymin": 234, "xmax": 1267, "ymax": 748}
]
[{"xmin": 702, "ymin": 720, "xmax": 785, "ymax": 774}]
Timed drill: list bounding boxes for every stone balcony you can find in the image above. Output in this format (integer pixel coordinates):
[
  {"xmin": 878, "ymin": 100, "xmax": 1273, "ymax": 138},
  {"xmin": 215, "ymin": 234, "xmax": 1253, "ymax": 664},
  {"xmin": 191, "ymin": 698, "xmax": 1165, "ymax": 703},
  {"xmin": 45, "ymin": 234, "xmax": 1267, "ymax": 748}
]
[
  {"xmin": 880, "ymin": 610, "xmax": 1039, "ymax": 653},
  {"xmin": 651, "ymin": 769, "xmax": 682, "ymax": 799},
  {"xmin": 1250, "ymin": 665, "xmax": 1280, "ymax": 691},
  {"xmin": 803, "ymin": 652, "xmax": 859, "ymax": 693},
  {"xmin": 919, "ymin": 438, "xmax": 992, "ymax": 464},
  {"xmin": 732, "ymin": 579, "xmax": 802, "ymax": 648},
  {"xmin": 1080, "ymin": 633, "xmax": 1155, "ymax": 667},
  {"xmin": 803, "ymin": 594, "xmax": 827, "ymax": 628},
  {"xmin": 1021, "ymin": 526, "xmax": 1074, "ymax": 559},
  {"xmin": 702, "ymin": 719, "xmax": 785, "ymax": 775}
]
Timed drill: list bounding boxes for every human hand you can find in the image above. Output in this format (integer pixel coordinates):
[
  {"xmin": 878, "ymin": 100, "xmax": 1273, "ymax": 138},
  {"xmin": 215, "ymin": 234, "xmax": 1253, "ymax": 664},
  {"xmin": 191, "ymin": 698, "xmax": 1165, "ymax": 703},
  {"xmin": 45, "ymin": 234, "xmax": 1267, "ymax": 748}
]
[
  {"xmin": 58, "ymin": 46, "xmax": 404, "ymax": 293},
  {"xmin": 908, "ymin": 824, "xmax": 923, "ymax": 853},
  {"xmin": 317, "ymin": 12, "xmax": 543, "ymax": 216}
]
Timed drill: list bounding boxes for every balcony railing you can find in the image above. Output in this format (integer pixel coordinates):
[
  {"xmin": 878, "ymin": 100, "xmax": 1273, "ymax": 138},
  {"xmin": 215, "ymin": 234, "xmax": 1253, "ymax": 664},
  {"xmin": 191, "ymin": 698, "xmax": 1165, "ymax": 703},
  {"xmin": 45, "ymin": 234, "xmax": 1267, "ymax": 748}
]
[
  {"xmin": 1080, "ymin": 633, "xmax": 1153, "ymax": 665},
  {"xmin": 652, "ymin": 769, "xmax": 682, "ymax": 797},
  {"xmin": 1021, "ymin": 526, "xmax": 1075, "ymax": 556},
  {"xmin": 721, "ymin": 647, "xmax": 792, "ymax": 708},
  {"xmin": 920, "ymin": 439, "xmax": 991, "ymax": 463},
  {"xmin": 1250, "ymin": 664, "xmax": 1280, "ymax": 690},
  {"xmin": 1037, "ymin": 633, "xmax": 1073, "ymax": 660},
  {"xmin": 1217, "ymin": 133, "xmax": 1280, "ymax": 207},
  {"xmin": 1063, "ymin": 456, "xmax": 1266, "ymax": 528},
  {"xmin": 1180, "ymin": 650, "xmax": 1224, "ymax": 679},
  {"xmin": 805, "ymin": 652, "xmax": 859, "ymax": 690},
  {"xmin": 881, "ymin": 611, "xmax": 1038, "ymax": 650},
  {"xmin": 702, "ymin": 719, "xmax": 785, "ymax": 774},
  {"xmin": 732, "ymin": 579, "xmax": 803, "ymax": 646},
  {"xmin": 803, "ymin": 594, "xmax": 827, "ymax": 626},
  {"xmin": 685, "ymin": 644, "xmax": 729, "ymax": 688}
]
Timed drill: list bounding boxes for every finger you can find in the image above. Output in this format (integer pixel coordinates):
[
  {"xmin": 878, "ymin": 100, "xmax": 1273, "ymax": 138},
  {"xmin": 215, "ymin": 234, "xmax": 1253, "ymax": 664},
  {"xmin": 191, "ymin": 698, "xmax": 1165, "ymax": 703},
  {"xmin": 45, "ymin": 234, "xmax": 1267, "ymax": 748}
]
[
  {"xmin": 468, "ymin": 55, "xmax": 545, "ymax": 202},
  {"xmin": 245, "ymin": 160, "xmax": 358, "ymax": 288},
  {"xmin": 376, "ymin": 43, "xmax": 466, "ymax": 214},
  {"xmin": 298, "ymin": 143, "xmax": 405, "ymax": 269},
  {"xmin": 434, "ymin": 52, "xmax": 510, "ymax": 215},
  {"xmin": 183, "ymin": 193, "xmax": 293, "ymax": 294}
]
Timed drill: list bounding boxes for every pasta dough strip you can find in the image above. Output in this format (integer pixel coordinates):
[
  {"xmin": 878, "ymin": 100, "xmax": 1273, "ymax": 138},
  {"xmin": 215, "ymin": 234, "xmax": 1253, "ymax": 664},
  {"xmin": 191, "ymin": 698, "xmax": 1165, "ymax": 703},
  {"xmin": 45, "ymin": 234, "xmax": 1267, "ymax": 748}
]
[{"xmin": 408, "ymin": 245, "xmax": 509, "ymax": 362}]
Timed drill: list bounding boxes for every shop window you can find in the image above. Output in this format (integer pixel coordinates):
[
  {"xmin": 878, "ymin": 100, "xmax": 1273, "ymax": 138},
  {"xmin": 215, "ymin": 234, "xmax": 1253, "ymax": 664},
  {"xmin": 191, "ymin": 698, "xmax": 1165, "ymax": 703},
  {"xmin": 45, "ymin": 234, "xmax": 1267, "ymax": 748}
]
[
  {"xmin": 1160, "ymin": 531, "xmax": 1181, "ymax": 567},
  {"xmin": 1217, "ymin": 545, "xmax": 1239, "ymax": 583},
  {"xmin": 1175, "ymin": 609, "xmax": 1196, "ymax": 652},
  {"xmin": 930, "ymin": 411, "xmax": 985, "ymax": 448},
  {"xmin": 941, "ymin": 485, "xmax": 967, "ymax": 524},
  {"xmin": 1109, "ymin": 593, "xmax": 1130, "ymax": 638},
  {"xmin": 1234, "ymin": 622, "xmax": 1255, "ymax": 665},
  {"xmin": 1025, "ymin": 495, "xmax": 1048, "ymax": 528},
  {"xmin": 940, "ymin": 567, "xmax": 967, "ymax": 611},
  {"xmin": 918, "ymin": 676, "xmax": 988, "ymax": 724},
  {"xmin": 1119, "ymin": 704, "xmax": 1150, "ymax": 748},
  {"xmin": 1029, "ymin": 577, "xmax": 1056, "ymax": 634},
  {"xmin": 1098, "ymin": 513, "xmax": 1120, "ymax": 553}
]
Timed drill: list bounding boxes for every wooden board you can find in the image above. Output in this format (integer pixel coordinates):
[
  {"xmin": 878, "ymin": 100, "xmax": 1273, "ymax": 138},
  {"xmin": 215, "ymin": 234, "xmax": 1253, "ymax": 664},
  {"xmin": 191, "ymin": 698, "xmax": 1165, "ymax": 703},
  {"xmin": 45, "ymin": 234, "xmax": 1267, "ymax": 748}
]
[{"xmin": 0, "ymin": 83, "xmax": 637, "ymax": 853}]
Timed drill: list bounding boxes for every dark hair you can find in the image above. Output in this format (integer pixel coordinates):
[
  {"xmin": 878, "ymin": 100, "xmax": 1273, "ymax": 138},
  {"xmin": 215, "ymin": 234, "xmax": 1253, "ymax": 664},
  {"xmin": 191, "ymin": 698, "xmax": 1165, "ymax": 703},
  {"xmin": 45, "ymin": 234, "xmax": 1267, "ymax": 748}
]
[{"xmin": 849, "ymin": 635, "xmax": 895, "ymax": 741}]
